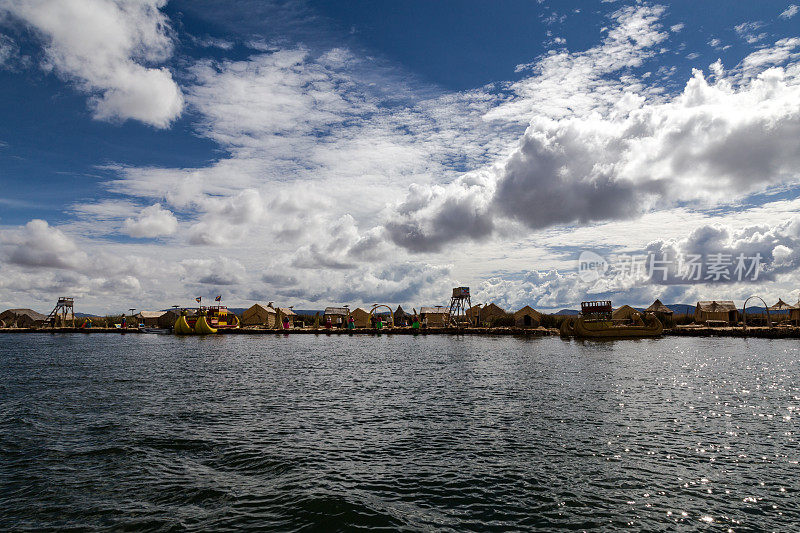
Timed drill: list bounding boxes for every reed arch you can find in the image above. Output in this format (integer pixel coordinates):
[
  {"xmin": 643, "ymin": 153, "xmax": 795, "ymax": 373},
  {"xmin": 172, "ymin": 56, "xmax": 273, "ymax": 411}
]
[
  {"xmin": 370, "ymin": 305, "xmax": 394, "ymax": 326},
  {"xmin": 742, "ymin": 295, "xmax": 772, "ymax": 329}
]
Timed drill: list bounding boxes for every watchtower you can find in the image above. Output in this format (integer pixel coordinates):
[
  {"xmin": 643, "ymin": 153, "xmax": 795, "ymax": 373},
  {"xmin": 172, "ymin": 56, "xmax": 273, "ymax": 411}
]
[
  {"xmin": 448, "ymin": 287, "xmax": 472, "ymax": 326},
  {"xmin": 46, "ymin": 297, "xmax": 75, "ymax": 327}
]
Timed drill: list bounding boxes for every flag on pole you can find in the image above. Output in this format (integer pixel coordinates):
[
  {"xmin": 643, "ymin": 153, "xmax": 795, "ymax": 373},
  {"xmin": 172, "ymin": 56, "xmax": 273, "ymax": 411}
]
[
  {"xmin": 195, "ymin": 297, "xmax": 202, "ymax": 303},
  {"xmin": 215, "ymin": 295, "xmax": 222, "ymax": 302}
]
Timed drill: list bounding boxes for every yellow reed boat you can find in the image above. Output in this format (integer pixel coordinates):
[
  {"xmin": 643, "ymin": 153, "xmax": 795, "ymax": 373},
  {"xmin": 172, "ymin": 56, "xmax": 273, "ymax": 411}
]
[
  {"xmin": 173, "ymin": 306, "xmax": 239, "ymax": 335},
  {"xmin": 561, "ymin": 301, "xmax": 663, "ymax": 339}
]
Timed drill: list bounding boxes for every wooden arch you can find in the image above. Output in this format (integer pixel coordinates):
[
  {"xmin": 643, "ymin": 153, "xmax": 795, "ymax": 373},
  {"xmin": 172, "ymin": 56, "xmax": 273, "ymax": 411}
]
[
  {"xmin": 742, "ymin": 295, "xmax": 772, "ymax": 329},
  {"xmin": 370, "ymin": 305, "xmax": 394, "ymax": 326}
]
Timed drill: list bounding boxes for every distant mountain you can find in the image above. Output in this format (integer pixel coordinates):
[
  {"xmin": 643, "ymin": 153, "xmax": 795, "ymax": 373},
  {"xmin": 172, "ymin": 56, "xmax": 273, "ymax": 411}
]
[
  {"xmin": 666, "ymin": 304, "xmax": 694, "ymax": 315},
  {"xmin": 553, "ymin": 309, "xmax": 580, "ymax": 315}
]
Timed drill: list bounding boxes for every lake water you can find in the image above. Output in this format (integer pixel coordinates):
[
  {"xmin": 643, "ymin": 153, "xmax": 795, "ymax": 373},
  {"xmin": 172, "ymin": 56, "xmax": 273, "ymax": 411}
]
[{"xmin": 1, "ymin": 333, "xmax": 798, "ymax": 530}]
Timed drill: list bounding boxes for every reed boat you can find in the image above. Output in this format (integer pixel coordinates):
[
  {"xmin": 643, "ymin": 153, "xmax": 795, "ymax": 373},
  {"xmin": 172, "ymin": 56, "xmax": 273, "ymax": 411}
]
[
  {"xmin": 561, "ymin": 301, "xmax": 663, "ymax": 339},
  {"xmin": 174, "ymin": 306, "xmax": 239, "ymax": 335}
]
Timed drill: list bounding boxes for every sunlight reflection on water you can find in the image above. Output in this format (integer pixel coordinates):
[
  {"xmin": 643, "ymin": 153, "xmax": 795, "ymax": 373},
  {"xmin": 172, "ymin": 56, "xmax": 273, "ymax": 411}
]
[{"xmin": 1, "ymin": 334, "xmax": 798, "ymax": 530}]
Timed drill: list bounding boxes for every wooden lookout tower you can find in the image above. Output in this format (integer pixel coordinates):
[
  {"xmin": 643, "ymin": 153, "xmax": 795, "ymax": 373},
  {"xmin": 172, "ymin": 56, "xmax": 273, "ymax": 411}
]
[
  {"xmin": 46, "ymin": 297, "xmax": 75, "ymax": 327},
  {"xmin": 448, "ymin": 287, "xmax": 472, "ymax": 326}
]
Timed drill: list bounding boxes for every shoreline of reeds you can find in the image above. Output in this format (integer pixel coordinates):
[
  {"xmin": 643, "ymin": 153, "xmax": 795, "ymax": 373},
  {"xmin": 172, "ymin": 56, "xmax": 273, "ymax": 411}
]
[{"xmin": 3, "ymin": 325, "xmax": 800, "ymax": 338}]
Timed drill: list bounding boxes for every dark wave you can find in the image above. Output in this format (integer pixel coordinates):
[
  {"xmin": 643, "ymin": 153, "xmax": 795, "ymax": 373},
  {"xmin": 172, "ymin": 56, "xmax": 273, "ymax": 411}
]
[{"xmin": 1, "ymin": 334, "xmax": 799, "ymax": 531}]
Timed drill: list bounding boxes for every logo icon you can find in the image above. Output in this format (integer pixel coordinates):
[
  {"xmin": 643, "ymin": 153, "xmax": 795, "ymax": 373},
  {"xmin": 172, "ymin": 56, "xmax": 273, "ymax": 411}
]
[{"xmin": 578, "ymin": 250, "xmax": 609, "ymax": 283}]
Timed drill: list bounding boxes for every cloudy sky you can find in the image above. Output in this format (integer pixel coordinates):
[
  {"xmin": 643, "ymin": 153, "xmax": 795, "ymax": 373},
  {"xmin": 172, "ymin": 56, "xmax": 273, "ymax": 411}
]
[{"xmin": 1, "ymin": 0, "xmax": 800, "ymax": 314}]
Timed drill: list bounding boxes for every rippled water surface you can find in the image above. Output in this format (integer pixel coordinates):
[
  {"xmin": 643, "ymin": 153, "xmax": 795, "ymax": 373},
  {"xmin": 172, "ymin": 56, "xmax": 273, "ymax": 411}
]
[{"xmin": 1, "ymin": 333, "xmax": 799, "ymax": 531}]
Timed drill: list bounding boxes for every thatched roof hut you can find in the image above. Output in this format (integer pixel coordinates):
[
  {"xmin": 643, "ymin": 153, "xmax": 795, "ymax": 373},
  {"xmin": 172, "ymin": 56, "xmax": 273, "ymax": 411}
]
[
  {"xmin": 350, "ymin": 308, "xmax": 371, "ymax": 328},
  {"xmin": 324, "ymin": 307, "xmax": 349, "ymax": 326},
  {"xmin": 467, "ymin": 303, "xmax": 506, "ymax": 325},
  {"xmin": 420, "ymin": 306, "xmax": 449, "ymax": 327},
  {"xmin": 135, "ymin": 311, "xmax": 165, "ymax": 327},
  {"xmin": 695, "ymin": 301, "xmax": 738, "ymax": 324},
  {"xmin": 790, "ymin": 301, "xmax": 800, "ymax": 323},
  {"xmin": 645, "ymin": 299, "xmax": 673, "ymax": 315},
  {"xmin": 768, "ymin": 299, "xmax": 795, "ymax": 312},
  {"xmin": 242, "ymin": 303, "xmax": 277, "ymax": 327},
  {"xmin": 157, "ymin": 309, "xmax": 182, "ymax": 328},
  {"xmin": 276, "ymin": 308, "xmax": 296, "ymax": 325},
  {"xmin": 514, "ymin": 306, "xmax": 542, "ymax": 328},
  {"xmin": 394, "ymin": 305, "xmax": 409, "ymax": 325},
  {"xmin": 0, "ymin": 308, "xmax": 47, "ymax": 328},
  {"xmin": 612, "ymin": 305, "xmax": 640, "ymax": 321}
]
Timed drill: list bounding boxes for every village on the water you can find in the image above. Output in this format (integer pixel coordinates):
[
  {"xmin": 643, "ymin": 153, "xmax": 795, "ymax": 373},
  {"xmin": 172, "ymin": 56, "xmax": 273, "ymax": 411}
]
[{"xmin": 2, "ymin": 287, "xmax": 800, "ymax": 339}]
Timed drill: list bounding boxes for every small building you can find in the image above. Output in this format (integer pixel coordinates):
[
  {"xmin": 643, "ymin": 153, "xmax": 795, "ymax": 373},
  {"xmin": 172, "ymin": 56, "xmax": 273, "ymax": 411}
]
[
  {"xmin": 394, "ymin": 305, "xmax": 409, "ymax": 326},
  {"xmin": 514, "ymin": 306, "xmax": 542, "ymax": 328},
  {"xmin": 350, "ymin": 308, "xmax": 371, "ymax": 328},
  {"xmin": 767, "ymin": 299, "xmax": 795, "ymax": 325},
  {"xmin": 790, "ymin": 300, "xmax": 800, "ymax": 325},
  {"xmin": 695, "ymin": 301, "xmax": 738, "ymax": 324},
  {"xmin": 467, "ymin": 303, "xmax": 507, "ymax": 326},
  {"xmin": 324, "ymin": 307, "xmax": 350, "ymax": 327},
  {"xmin": 135, "ymin": 311, "xmax": 165, "ymax": 327},
  {"xmin": 242, "ymin": 303, "xmax": 277, "ymax": 327},
  {"xmin": 275, "ymin": 308, "xmax": 297, "ymax": 327},
  {"xmin": 0, "ymin": 308, "xmax": 47, "ymax": 328},
  {"xmin": 645, "ymin": 299, "xmax": 673, "ymax": 317},
  {"xmin": 420, "ymin": 306, "xmax": 449, "ymax": 327},
  {"xmin": 768, "ymin": 299, "xmax": 794, "ymax": 313},
  {"xmin": 612, "ymin": 305, "xmax": 640, "ymax": 321},
  {"xmin": 158, "ymin": 309, "xmax": 182, "ymax": 329}
]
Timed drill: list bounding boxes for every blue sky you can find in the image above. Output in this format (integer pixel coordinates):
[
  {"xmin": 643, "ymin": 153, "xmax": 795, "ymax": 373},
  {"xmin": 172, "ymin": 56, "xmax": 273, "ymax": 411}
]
[{"xmin": 1, "ymin": 0, "xmax": 800, "ymax": 314}]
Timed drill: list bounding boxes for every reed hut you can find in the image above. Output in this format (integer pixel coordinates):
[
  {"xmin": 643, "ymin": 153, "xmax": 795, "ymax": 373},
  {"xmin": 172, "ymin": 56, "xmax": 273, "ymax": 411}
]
[
  {"xmin": 0, "ymin": 308, "xmax": 47, "ymax": 328},
  {"xmin": 350, "ymin": 308, "xmax": 371, "ymax": 328},
  {"xmin": 394, "ymin": 305, "xmax": 409, "ymax": 326},
  {"xmin": 158, "ymin": 309, "xmax": 182, "ymax": 328},
  {"xmin": 466, "ymin": 303, "xmax": 507, "ymax": 326},
  {"xmin": 276, "ymin": 308, "xmax": 296, "ymax": 327},
  {"xmin": 768, "ymin": 299, "xmax": 795, "ymax": 324},
  {"xmin": 645, "ymin": 299, "xmax": 672, "ymax": 316},
  {"xmin": 612, "ymin": 305, "xmax": 640, "ymax": 321},
  {"xmin": 134, "ymin": 311, "xmax": 164, "ymax": 327},
  {"xmin": 768, "ymin": 299, "xmax": 794, "ymax": 312},
  {"xmin": 420, "ymin": 306, "xmax": 449, "ymax": 327},
  {"xmin": 324, "ymin": 307, "xmax": 349, "ymax": 327},
  {"xmin": 790, "ymin": 301, "xmax": 800, "ymax": 325},
  {"xmin": 242, "ymin": 303, "xmax": 277, "ymax": 327},
  {"xmin": 514, "ymin": 306, "xmax": 542, "ymax": 328},
  {"xmin": 694, "ymin": 301, "xmax": 738, "ymax": 324},
  {"xmin": 645, "ymin": 299, "xmax": 673, "ymax": 323}
]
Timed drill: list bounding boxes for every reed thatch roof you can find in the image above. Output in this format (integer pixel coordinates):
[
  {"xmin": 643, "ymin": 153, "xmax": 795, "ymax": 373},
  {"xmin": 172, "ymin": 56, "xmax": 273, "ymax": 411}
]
[
  {"xmin": 612, "ymin": 305, "xmax": 640, "ymax": 320},
  {"xmin": 136, "ymin": 311, "xmax": 165, "ymax": 319},
  {"xmin": 0, "ymin": 308, "xmax": 47, "ymax": 321},
  {"xmin": 696, "ymin": 301, "xmax": 737, "ymax": 312},
  {"xmin": 514, "ymin": 305, "xmax": 542, "ymax": 318},
  {"xmin": 768, "ymin": 299, "xmax": 796, "ymax": 311},
  {"xmin": 645, "ymin": 299, "xmax": 673, "ymax": 314}
]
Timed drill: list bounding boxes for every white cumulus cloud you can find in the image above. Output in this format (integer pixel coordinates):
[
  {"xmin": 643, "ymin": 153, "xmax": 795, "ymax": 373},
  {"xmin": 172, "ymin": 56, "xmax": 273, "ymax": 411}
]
[
  {"xmin": 0, "ymin": 0, "xmax": 183, "ymax": 127},
  {"xmin": 123, "ymin": 203, "xmax": 178, "ymax": 238}
]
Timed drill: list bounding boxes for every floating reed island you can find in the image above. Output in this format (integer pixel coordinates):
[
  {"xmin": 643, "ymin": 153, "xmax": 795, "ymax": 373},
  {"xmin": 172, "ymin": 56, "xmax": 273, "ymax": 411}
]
[{"xmin": 3, "ymin": 290, "xmax": 800, "ymax": 338}]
